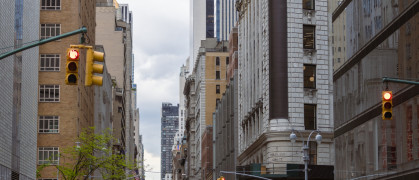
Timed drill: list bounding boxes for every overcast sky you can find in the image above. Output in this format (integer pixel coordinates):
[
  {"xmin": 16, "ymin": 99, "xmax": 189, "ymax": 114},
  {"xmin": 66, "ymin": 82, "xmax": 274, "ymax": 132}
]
[{"xmin": 117, "ymin": 0, "xmax": 190, "ymax": 179}]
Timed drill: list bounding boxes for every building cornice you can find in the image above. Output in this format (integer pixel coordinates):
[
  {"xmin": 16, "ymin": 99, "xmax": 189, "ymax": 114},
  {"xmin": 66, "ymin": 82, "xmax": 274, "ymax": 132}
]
[
  {"xmin": 236, "ymin": 0, "xmax": 250, "ymax": 21},
  {"xmin": 237, "ymin": 130, "xmax": 334, "ymax": 163}
]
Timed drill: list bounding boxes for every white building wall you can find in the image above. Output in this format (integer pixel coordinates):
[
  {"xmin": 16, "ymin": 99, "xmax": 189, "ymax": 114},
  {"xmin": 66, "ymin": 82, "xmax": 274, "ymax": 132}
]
[
  {"xmin": 215, "ymin": 0, "xmax": 239, "ymax": 41},
  {"xmin": 193, "ymin": 54, "xmax": 206, "ymax": 175},
  {"xmin": 237, "ymin": 0, "xmax": 334, "ymax": 172},
  {"xmin": 173, "ymin": 59, "xmax": 190, "ymax": 150},
  {"xmin": 190, "ymin": 0, "xmax": 206, "ymax": 72}
]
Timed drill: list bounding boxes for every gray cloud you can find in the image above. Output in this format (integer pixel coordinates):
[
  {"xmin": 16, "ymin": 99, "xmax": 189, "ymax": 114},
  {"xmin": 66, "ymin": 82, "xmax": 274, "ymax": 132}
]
[{"xmin": 117, "ymin": 0, "xmax": 189, "ymax": 179}]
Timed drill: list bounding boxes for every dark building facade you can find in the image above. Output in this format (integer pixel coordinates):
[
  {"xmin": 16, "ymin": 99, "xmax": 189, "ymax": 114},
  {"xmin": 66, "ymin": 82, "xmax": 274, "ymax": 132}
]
[
  {"xmin": 206, "ymin": 0, "xmax": 214, "ymax": 38},
  {"xmin": 333, "ymin": 0, "xmax": 419, "ymax": 179},
  {"xmin": 161, "ymin": 103, "xmax": 179, "ymax": 180}
]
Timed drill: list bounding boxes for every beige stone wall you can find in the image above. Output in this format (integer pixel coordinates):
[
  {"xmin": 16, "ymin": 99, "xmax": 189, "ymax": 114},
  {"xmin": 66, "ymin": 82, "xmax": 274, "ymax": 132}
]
[
  {"xmin": 204, "ymin": 52, "xmax": 229, "ymax": 126},
  {"xmin": 95, "ymin": 6, "xmax": 125, "ymax": 88},
  {"xmin": 38, "ymin": 0, "xmax": 96, "ymax": 178}
]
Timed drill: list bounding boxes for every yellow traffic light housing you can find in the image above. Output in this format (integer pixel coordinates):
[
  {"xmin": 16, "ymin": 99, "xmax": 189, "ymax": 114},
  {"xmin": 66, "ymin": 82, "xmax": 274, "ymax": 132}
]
[
  {"xmin": 382, "ymin": 91, "xmax": 393, "ymax": 120},
  {"xmin": 65, "ymin": 48, "xmax": 79, "ymax": 85},
  {"xmin": 85, "ymin": 47, "xmax": 104, "ymax": 86}
]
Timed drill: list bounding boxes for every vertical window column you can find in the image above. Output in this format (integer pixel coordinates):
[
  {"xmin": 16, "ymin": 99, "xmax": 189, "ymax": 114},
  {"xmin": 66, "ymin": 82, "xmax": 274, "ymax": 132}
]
[
  {"xmin": 304, "ymin": 104, "xmax": 317, "ymax": 130},
  {"xmin": 303, "ymin": 25, "xmax": 315, "ymax": 49}
]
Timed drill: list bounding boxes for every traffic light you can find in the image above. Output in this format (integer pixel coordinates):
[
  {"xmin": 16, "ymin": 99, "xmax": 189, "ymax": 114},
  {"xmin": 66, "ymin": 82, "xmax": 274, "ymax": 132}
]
[
  {"xmin": 85, "ymin": 47, "xmax": 104, "ymax": 86},
  {"xmin": 382, "ymin": 91, "xmax": 393, "ymax": 120},
  {"xmin": 65, "ymin": 48, "xmax": 79, "ymax": 85},
  {"xmin": 217, "ymin": 176, "xmax": 225, "ymax": 180}
]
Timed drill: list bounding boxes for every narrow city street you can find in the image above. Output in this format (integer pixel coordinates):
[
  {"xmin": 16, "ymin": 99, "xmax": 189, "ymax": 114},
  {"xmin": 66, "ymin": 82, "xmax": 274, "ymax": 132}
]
[{"xmin": 0, "ymin": 0, "xmax": 418, "ymax": 180}]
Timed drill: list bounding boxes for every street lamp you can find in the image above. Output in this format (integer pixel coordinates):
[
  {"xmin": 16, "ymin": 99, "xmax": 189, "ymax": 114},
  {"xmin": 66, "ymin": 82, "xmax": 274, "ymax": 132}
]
[
  {"xmin": 289, "ymin": 130, "xmax": 322, "ymax": 180},
  {"xmin": 76, "ymin": 141, "xmax": 81, "ymax": 150}
]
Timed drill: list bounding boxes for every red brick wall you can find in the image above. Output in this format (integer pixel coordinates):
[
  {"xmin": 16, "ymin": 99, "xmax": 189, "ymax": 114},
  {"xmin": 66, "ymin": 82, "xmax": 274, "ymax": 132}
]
[{"xmin": 202, "ymin": 127, "xmax": 213, "ymax": 180}]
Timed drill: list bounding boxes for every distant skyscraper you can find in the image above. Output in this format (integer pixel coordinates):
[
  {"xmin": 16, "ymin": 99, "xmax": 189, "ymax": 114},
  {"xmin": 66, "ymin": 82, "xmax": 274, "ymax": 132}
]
[
  {"xmin": 118, "ymin": 4, "xmax": 132, "ymax": 24},
  {"xmin": 0, "ymin": 0, "xmax": 39, "ymax": 179},
  {"xmin": 172, "ymin": 58, "xmax": 190, "ymax": 151},
  {"xmin": 161, "ymin": 103, "xmax": 179, "ymax": 180},
  {"xmin": 215, "ymin": 0, "xmax": 238, "ymax": 41},
  {"xmin": 206, "ymin": 0, "xmax": 214, "ymax": 38},
  {"xmin": 190, "ymin": 0, "xmax": 214, "ymax": 72}
]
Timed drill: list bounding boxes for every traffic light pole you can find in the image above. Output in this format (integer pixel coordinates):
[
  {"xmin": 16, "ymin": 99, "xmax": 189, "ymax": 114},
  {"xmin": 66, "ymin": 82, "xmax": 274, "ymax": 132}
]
[
  {"xmin": 0, "ymin": 27, "xmax": 87, "ymax": 60},
  {"xmin": 383, "ymin": 77, "xmax": 419, "ymax": 85},
  {"xmin": 219, "ymin": 171, "xmax": 272, "ymax": 180}
]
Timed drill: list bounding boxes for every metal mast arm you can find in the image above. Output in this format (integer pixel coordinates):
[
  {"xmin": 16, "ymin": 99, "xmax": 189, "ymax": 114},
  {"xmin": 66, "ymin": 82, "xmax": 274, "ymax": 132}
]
[
  {"xmin": 0, "ymin": 27, "xmax": 87, "ymax": 60},
  {"xmin": 383, "ymin": 77, "xmax": 419, "ymax": 85}
]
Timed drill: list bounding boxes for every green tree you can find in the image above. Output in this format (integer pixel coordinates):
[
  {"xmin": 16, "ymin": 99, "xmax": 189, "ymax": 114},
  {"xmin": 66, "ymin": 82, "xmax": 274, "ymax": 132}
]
[{"xmin": 37, "ymin": 127, "xmax": 138, "ymax": 180}]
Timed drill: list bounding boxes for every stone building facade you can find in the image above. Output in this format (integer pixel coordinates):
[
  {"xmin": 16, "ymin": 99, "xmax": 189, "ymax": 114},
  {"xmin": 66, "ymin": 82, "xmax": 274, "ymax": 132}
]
[
  {"xmin": 96, "ymin": 1, "xmax": 136, "ymax": 164},
  {"xmin": 236, "ymin": 0, "xmax": 334, "ymax": 178},
  {"xmin": 193, "ymin": 38, "xmax": 229, "ymax": 179},
  {"xmin": 214, "ymin": 70, "xmax": 238, "ymax": 180},
  {"xmin": 184, "ymin": 75, "xmax": 197, "ymax": 179}
]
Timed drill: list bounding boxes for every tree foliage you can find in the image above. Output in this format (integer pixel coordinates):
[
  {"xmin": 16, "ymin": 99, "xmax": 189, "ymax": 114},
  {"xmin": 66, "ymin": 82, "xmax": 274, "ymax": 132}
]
[{"xmin": 37, "ymin": 127, "xmax": 138, "ymax": 180}]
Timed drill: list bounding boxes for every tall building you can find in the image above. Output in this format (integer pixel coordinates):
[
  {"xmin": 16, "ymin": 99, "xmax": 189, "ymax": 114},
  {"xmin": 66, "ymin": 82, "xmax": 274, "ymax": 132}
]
[
  {"xmin": 138, "ymin": 135, "xmax": 145, "ymax": 180},
  {"xmin": 329, "ymin": 0, "xmax": 346, "ymax": 70},
  {"xmin": 235, "ymin": 0, "xmax": 334, "ymax": 179},
  {"xmin": 37, "ymin": 0, "xmax": 107, "ymax": 179},
  {"xmin": 161, "ymin": 103, "xmax": 179, "ymax": 180},
  {"xmin": 172, "ymin": 59, "xmax": 190, "ymax": 151},
  {"xmin": 213, "ymin": 71, "xmax": 238, "ymax": 180},
  {"xmin": 214, "ymin": 0, "xmax": 239, "ymax": 41},
  {"xmin": 117, "ymin": 3, "xmax": 133, "ymax": 24},
  {"xmin": 184, "ymin": 38, "xmax": 229, "ymax": 180},
  {"xmin": 183, "ymin": 75, "xmax": 197, "ymax": 179},
  {"xmin": 0, "ymin": 0, "xmax": 39, "ymax": 179},
  {"xmin": 213, "ymin": 27, "xmax": 239, "ymax": 180},
  {"xmin": 133, "ymin": 108, "xmax": 141, "ymax": 173},
  {"xmin": 333, "ymin": 0, "xmax": 419, "ymax": 179},
  {"xmin": 171, "ymin": 59, "xmax": 190, "ymax": 180},
  {"xmin": 190, "ymin": 0, "xmax": 215, "ymax": 72},
  {"xmin": 96, "ymin": 0, "xmax": 136, "ymax": 164}
]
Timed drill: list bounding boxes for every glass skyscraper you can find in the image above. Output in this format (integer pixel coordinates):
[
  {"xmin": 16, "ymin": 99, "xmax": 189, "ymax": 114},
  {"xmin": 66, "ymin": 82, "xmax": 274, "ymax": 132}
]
[{"xmin": 161, "ymin": 103, "xmax": 179, "ymax": 180}]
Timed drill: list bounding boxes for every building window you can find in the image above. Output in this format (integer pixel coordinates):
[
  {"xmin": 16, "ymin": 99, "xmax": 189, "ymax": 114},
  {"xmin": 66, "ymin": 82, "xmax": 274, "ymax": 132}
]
[
  {"xmin": 39, "ymin": 85, "xmax": 60, "ymax": 102},
  {"xmin": 41, "ymin": 0, "xmax": 61, "ymax": 10},
  {"xmin": 303, "ymin": 65, "xmax": 316, "ymax": 89},
  {"xmin": 39, "ymin": 116, "xmax": 59, "ymax": 133},
  {"xmin": 216, "ymin": 57, "xmax": 220, "ymax": 66},
  {"xmin": 216, "ymin": 85, "xmax": 220, "ymax": 94},
  {"xmin": 38, "ymin": 147, "xmax": 59, "ymax": 165},
  {"xmin": 226, "ymin": 57, "xmax": 230, "ymax": 65},
  {"xmin": 308, "ymin": 141, "xmax": 317, "ymax": 165},
  {"xmin": 304, "ymin": 104, "xmax": 316, "ymax": 130},
  {"xmin": 387, "ymin": 146, "xmax": 397, "ymax": 170},
  {"xmin": 216, "ymin": 71, "xmax": 220, "ymax": 79},
  {"xmin": 40, "ymin": 24, "xmax": 61, "ymax": 40},
  {"xmin": 40, "ymin": 54, "xmax": 60, "ymax": 71},
  {"xmin": 406, "ymin": 44, "xmax": 411, "ymax": 60},
  {"xmin": 216, "ymin": 98, "xmax": 220, "ymax": 104},
  {"xmin": 303, "ymin": 25, "xmax": 315, "ymax": 49},
  {"xmin": 303, "ymin": 0, "xmax": 314, "ymax": 10}
]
